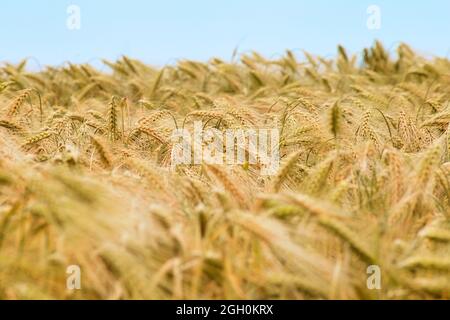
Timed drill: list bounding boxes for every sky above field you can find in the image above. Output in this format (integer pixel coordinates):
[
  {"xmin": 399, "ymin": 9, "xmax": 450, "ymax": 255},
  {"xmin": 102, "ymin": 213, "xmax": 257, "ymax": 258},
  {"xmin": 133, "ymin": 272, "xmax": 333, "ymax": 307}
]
[{"xmin": 0, "ymin": 0, "xmax": 449, "ymax": 69}]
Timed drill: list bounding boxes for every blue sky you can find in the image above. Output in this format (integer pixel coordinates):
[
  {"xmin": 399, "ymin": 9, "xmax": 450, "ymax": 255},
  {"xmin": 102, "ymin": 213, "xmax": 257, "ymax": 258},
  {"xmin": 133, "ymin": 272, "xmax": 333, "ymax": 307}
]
[{"xmin": 0, "ymin": 0, "xmax": 449, "ymax": 69}]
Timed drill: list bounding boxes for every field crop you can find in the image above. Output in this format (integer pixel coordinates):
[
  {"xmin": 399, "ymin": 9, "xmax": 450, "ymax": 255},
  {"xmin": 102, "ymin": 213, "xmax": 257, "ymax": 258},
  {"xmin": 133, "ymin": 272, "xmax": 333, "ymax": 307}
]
[{"xmin": 0, "ymin": 41, "xmax": 449, "ymax": 299}]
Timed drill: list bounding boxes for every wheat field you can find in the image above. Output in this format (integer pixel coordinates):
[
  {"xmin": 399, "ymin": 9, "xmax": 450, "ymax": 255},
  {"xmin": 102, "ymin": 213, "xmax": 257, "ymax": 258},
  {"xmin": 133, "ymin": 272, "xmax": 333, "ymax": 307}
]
[{"xmin": 0, "ymin": 41, "xmax": 449, "ymax": 299}]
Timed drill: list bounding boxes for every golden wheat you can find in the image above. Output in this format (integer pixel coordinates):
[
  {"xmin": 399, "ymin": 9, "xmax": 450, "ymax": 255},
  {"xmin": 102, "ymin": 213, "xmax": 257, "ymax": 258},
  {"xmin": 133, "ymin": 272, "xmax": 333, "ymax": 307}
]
[{"xmin": 0, "ymin": 42, "xmax": 449, "ymax": 300}]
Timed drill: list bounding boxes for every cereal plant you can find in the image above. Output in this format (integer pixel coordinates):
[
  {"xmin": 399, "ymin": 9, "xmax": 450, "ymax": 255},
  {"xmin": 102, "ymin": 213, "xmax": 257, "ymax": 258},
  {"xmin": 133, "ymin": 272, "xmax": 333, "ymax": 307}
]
[{"xmin": 0, "ymin": 42, "xmax": 449, "ymax": 299}]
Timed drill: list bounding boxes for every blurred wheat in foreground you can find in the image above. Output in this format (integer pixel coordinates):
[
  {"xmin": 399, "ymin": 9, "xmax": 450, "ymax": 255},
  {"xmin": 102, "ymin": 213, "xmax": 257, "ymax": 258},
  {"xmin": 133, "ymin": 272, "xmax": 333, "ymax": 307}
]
[{"xmin": 0, "ymin": 42, "xmax": 450, "ymax": 300}]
